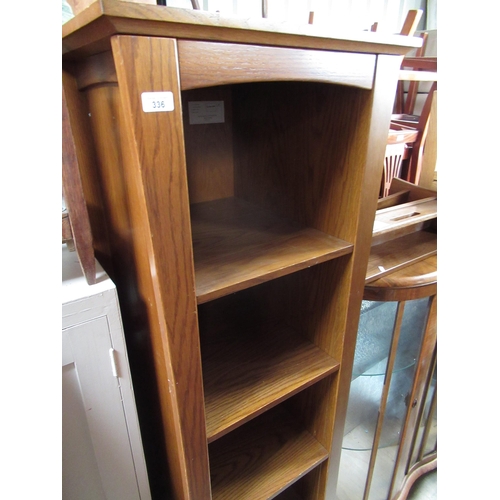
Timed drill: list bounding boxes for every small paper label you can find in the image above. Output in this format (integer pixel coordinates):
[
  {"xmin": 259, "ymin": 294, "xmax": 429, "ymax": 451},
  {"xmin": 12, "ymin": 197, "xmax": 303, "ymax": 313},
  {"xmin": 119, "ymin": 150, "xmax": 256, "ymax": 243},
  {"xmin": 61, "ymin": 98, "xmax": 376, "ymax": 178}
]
[
  {"xmin": 188, "ymin": 101, "xmax": 225, "ymax": 124},
  {"xmin": 141, "ymin": 92, "xmax": 174, "ymax": 113}
]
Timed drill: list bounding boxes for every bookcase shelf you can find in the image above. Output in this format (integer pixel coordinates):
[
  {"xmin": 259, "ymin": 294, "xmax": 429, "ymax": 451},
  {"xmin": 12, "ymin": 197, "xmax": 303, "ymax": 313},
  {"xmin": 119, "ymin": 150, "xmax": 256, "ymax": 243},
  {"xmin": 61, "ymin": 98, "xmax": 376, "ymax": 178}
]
[
  {"xmin": 202, "ymin": 318, "xmax": 340, "ymax": 442},
  {"xmin": 192, "ymin": 196, "xmax": 353, "ymax": 304},
  {"xmin": 209, "ymin": 404, "xmax": 329, "ymax": 500}
]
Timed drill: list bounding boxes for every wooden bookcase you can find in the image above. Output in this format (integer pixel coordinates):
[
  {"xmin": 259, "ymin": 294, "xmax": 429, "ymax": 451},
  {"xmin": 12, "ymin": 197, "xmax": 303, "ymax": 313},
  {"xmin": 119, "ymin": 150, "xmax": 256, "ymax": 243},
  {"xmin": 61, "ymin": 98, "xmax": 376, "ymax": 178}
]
[{"xmin": 62, "ymin": 3, "xmax": 421, "ymax": 499}]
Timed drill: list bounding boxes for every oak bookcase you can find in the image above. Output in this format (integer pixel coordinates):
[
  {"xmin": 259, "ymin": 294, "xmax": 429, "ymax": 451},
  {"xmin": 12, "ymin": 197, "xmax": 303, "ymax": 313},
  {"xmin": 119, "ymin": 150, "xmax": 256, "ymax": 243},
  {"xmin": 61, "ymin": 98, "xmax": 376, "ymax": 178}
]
[{"xmin": 62, "ymin": 2, "xmax": 420, "ymax": 498}]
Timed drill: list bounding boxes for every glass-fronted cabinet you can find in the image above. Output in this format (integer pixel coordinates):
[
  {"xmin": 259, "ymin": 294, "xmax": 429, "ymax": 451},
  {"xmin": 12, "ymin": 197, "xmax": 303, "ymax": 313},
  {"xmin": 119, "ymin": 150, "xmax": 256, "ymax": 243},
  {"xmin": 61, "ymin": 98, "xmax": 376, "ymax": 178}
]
[{"xmin": 336, "ymin": 288, "xmax": 437, "ymax": 500}]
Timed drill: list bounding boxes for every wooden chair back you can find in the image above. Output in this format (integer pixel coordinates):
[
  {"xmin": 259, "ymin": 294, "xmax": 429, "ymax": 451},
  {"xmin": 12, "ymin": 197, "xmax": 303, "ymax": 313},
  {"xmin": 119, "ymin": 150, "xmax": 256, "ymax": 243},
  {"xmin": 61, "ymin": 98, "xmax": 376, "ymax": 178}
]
[
  {"xmin": 391, "ymin": 80, "xmax": 437, "ymax": 185},
  {"xmin": 394, "ymin": 32, "xmax": 428, "ymax": 114}
]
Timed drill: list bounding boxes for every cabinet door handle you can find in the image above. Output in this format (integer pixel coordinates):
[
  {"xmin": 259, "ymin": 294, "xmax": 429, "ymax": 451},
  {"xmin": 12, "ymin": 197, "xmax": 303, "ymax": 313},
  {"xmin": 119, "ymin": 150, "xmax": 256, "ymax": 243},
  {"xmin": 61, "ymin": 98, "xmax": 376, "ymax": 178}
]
[{"xmin": 109, "ymin": 348, "xmax": 119, "ymax": 378}]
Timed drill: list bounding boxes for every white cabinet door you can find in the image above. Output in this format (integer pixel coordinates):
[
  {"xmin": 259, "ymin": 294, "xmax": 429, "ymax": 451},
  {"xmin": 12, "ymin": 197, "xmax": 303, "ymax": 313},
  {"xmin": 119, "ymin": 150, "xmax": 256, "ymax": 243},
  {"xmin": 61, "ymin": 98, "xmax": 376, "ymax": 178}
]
[
  {"xmin": 62, "ymin": 245, "xmax": 151, "ymax": 500},
  {"xmin": 62, "ymin": 318, "xmax": 144, "ymax": 500}
]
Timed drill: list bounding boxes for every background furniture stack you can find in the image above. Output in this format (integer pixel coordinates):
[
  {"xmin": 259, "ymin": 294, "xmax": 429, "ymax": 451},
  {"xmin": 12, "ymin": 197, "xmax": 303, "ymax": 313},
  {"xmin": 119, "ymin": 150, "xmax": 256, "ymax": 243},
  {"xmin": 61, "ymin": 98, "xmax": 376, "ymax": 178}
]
[
  {"xmin": 382, "ymin": 15, "xmax": 438, "ymax": 196},
  {"xmin": 62, "ymin": 2, "xmax": 421, "ymax": 498},
  {"xmin": 390, "ymin": 55, "xmax": 437, "ymax": 190}
]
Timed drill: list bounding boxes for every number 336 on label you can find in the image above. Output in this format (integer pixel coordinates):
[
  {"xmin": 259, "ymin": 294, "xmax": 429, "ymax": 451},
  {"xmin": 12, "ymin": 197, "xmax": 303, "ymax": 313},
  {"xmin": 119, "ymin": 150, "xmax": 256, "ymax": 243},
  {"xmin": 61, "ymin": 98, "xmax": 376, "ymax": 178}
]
[{"xmin": 141, "ymin": 92, "xmax": 175, "ymax": 113}]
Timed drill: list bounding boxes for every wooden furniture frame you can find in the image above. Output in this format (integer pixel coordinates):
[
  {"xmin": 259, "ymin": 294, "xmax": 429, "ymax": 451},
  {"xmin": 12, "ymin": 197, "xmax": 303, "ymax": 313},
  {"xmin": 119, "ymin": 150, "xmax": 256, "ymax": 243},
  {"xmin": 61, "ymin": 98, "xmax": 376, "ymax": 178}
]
[
  {"xmin": 393, "ymin": 60, "xmax": 437, "ymax": 186},
  {"xmin": 381, "ymin": 60, "xmax": 437, "ymax": 196},
  {"xmin": 62, "ymin": 90, "xmax": 96, "ymax": 284},
  {"xmin": 362, "ymin": 259, "xmax": 437, "ymax": 500},
  {"xmin": 368, "ymin": 10, "xmax": 438, "ymax": 196},
  {"xmin": 62, "ymin": 2, "xmax": 421, "ymax": 499}
]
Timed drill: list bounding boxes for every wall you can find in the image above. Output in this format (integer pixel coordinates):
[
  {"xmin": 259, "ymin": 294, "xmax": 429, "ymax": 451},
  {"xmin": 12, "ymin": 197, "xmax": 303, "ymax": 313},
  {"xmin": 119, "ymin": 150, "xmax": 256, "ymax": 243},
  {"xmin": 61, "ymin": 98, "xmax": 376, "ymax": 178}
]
[
  {"xmin": 66, "ymin": 0, "xmax": 156, "ymax": 17},
  {"xmin": 167, "ymin": 0, "xmax": 435, "ymax": 32}
]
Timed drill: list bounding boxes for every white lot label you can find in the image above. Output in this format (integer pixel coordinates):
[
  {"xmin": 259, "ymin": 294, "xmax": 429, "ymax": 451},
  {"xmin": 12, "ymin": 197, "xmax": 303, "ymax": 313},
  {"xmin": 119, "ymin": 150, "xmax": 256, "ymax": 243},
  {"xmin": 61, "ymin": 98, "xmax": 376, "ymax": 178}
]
[
  {"xmin": 188, "ymin": 101, "xmax": 225, "ymax": 124},
  {"xmin": 141, "ymin": 92, "xmax": 175, "ymax": 113}
]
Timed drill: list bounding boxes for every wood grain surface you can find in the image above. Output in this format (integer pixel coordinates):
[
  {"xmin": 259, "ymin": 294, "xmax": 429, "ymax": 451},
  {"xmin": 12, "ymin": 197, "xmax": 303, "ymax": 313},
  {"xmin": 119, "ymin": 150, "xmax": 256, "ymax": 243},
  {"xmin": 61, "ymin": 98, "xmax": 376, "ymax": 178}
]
[
  {"xmin": 178, "ymin": 41, "xmax": 375, "ymax": 90},
  {"xmin": 202, "ymin": 321, "xmax": 340, "ymax": 442},
  {"xmin": 364, "ymin": 255, "xmax": 437, "ymax": 301},
  {"xmin": 372, "ymin": 198, "xmax": 437, "ymax": 245},
  {"xmin": 365, "ymin": 230, "xmax": 436, "ymax": 283},
  {"xmin": 191, "ymin": 197, "xmax": 353, "ymax": 303},
  {"xmin": 110, "ymin": 35, "xmax": 211, "ymax": 499},
  {"xmin": 62, "ymin": 0, "xmax": 422, "ymax": 59},
  {"xmin": 62, "ymin": 8, "xmax": 410, "ymax": 497},
  {"xmin": 182, "ymin": 86, "xmax": 235, "ymax": 204},
  {"xmin": 209, "ymin": 405, "xmax": 329, "ymax": 500},
  {"xmin": 62, "ymin": 85, "xmax": 96, "ymax": 284}
]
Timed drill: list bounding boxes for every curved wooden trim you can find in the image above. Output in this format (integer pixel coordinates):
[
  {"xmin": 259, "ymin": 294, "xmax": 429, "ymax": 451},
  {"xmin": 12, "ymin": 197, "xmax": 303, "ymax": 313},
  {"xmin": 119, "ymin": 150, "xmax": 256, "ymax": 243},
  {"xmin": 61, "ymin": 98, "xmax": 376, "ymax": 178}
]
[
  {"xmin": 73, "ymin": 40, "xmax": 377, "ymax": 92},
  {"xmin": 75, "ymin": 50, "xmax": 117, "ymax": 90},
  {"xmin": 364, "ymin": 280, "xmax": 436, "ymax": 302},
  {"xmin": 178, "ymin": 41, "xmax": 376, "ymax": 90},
  {"xmin": 392, "ymin": 456, "xmax": 437, "ymax": 500}
]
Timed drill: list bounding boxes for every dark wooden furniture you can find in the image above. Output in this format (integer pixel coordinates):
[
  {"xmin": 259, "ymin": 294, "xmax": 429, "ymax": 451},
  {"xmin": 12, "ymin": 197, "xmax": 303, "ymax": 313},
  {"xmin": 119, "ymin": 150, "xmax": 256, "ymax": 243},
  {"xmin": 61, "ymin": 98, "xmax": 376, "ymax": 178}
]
[
  {"xmin": 335, "ymin": 178, "xmax": 437, "ymax": 500},
  {"xmin": 62, "ymin": 2, "xmax": 420, "ymax": 498},
  {"xmin": 382, "ymin": 71, "xmax": 437, "ymax": 196},
  {"xmin": 62, "ymin": 89, "xmax": 96, "ymax": 285}
]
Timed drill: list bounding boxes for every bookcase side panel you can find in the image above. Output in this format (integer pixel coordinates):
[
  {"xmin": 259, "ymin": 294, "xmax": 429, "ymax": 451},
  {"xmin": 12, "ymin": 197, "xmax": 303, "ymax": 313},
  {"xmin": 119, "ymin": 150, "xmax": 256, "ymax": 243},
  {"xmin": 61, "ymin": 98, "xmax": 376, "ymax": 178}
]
[
  {"xmin": 325, "ymin": 54, "xmax": 406, "ymax": 500},
  {"xmin": 70, "ymin": 35, "xmax": 212, "ymax": 500},
  {"xmin": 109, "ymin": 34, "xmax": 211, "ymax": 500}
]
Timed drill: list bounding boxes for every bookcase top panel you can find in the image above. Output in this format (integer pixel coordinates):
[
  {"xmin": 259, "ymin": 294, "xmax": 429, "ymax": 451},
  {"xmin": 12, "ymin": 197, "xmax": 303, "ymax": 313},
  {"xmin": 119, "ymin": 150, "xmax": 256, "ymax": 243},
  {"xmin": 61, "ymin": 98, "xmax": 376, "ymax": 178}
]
[{"xmin": 63, "ymin": 0, "xmax": 422, "ymax": 59}]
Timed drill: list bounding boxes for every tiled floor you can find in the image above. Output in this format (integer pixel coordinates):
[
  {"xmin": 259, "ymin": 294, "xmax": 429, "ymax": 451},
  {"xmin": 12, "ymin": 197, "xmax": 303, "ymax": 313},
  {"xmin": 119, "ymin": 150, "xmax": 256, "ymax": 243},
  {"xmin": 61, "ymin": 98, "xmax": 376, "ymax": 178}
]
[{"xmin": 407, "ymin": 469, "xmax": 437, "ymax": 500}]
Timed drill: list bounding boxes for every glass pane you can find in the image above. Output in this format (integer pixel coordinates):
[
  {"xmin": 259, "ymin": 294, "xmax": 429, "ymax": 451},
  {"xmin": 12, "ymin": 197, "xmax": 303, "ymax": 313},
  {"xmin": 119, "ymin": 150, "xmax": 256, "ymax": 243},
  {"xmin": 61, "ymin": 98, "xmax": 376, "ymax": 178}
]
[
  {"xmin": 409, "ymin": 357, "xmax": 437, "ymax": 467},
  {"xmin": 368, "ymin": 363, "xmax": 418, "ymax": 500},
  {"xmin": 336, "ymin": 298, "xmax": 431, "ymax": 500},
  {"xmin": 422, "ymin": 365, "xmax": 437, "ymax": 457}
]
